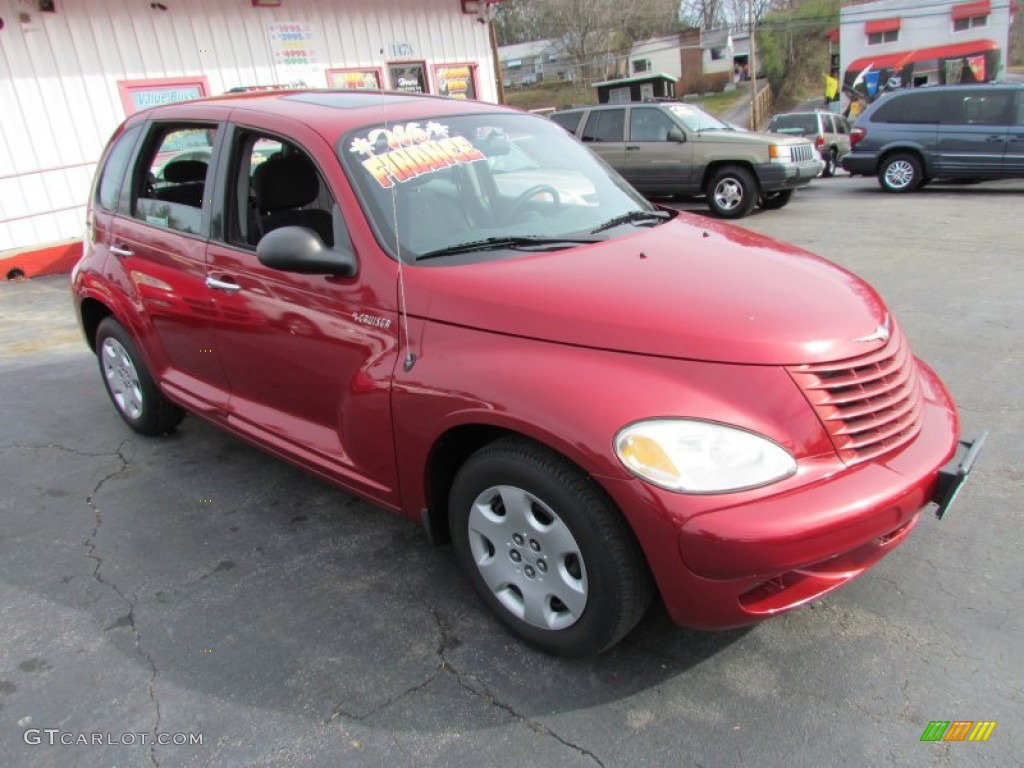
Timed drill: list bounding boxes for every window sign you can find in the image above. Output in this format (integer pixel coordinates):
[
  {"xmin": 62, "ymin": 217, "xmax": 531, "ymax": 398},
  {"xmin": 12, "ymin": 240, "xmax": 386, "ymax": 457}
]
[
  {"xmin": 389, "ymin": 62, "xmax": 429, "ymax": 94},
  {"xmin": 326, "ymin": 67, "xmax": 383, "ymax": 90},
  {"xmin": 116, "ymin": 77, "xmax": 210, "ymax": 116},
  {"xmin": 434, "ymin": 64, "xmax": 477, "ymax": 100}
]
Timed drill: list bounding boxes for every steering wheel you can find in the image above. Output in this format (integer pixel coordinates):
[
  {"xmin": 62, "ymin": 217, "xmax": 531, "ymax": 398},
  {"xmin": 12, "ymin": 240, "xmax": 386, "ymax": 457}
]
[{"xmin": 507, "ymin": 184, "xmax": 561, "ymax": 221}]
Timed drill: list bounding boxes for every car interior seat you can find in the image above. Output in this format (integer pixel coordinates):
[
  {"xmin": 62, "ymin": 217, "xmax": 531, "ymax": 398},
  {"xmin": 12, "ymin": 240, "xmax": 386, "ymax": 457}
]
[
  {"xmin": 252, "ymin": 154, "xmax": 334, "ymax": 246},
  {"xmin": 155, "ymin": 159, "xmax": 208, "ymax": 208}
]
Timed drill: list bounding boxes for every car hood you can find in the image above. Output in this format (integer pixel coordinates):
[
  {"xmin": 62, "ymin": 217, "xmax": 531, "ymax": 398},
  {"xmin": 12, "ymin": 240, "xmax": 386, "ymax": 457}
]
[{"xmin": 403, "ymin": 214, "xmax": 890, "ymax": 365}]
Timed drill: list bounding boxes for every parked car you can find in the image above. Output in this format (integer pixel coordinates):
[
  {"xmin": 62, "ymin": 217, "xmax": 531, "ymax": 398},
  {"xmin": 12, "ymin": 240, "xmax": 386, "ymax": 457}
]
[
  {"xmin": 842, "ymin": 83, "xmax": 1024, "ymax": 192},
  {"xmin": 549, "ymin": 101, "xmax": 820, "ymax": 218},
  {"xmin": 765, "ymin": 110, "xmax": 852, "ymax": 177},
  {"xmin": 74, "ymin": 90, "xmax": 980, "ymax": 656}
]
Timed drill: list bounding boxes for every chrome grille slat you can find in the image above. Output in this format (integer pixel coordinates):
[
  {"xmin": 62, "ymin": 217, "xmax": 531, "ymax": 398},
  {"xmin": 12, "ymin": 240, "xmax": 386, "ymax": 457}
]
[{"xmin": 787, "ymin": 325, "xmax": 923, "ymax": 465}]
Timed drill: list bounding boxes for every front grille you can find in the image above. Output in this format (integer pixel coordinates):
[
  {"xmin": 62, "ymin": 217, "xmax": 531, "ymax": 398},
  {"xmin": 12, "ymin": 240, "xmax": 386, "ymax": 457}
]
[
  {"xmin": 791, "ymin": 143, "xmax": 815, "ymax": 163},
  {"xmin": 787, "ymin": 325, "xmax": 923, "ymax": 465}
]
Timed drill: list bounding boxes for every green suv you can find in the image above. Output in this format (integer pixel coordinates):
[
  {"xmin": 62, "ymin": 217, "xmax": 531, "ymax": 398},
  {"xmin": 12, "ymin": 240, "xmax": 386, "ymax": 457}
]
[{"xmin": 550, "ymin": 101, "xmax": 820, "ymax": 218}]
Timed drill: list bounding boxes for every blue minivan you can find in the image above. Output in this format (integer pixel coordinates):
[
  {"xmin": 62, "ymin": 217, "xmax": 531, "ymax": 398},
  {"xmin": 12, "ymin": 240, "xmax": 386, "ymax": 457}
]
[{"xmin": 842, "ymin": 84, "xmax": 1024, "ymax": 192}]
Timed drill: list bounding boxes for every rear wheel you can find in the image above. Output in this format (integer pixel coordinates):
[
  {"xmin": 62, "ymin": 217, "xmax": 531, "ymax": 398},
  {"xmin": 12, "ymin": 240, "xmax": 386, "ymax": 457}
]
[
  {"xmin": 95, "ymin": 317, "xmax": 184, "ymax": 436},
  {"xmin": 759, "ymin": 189, "xmax": 793, "ymax": 210},
  {"xmin": 448, "ymin": 437, "xmax": 651, "ymax": 657},
  {"xmin": 706, "ymin": 165, "xmax": 758, "ymax": 219},
  {"xmin": 878, "ymin": 153, "xmax": 922, "ymax": 193}
]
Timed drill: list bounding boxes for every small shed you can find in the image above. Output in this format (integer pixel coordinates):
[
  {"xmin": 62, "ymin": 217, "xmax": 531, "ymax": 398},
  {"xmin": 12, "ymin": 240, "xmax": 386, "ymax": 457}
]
[{"xmin": 593, "ymin": 73, "xmax": 677, "ymax": 104}]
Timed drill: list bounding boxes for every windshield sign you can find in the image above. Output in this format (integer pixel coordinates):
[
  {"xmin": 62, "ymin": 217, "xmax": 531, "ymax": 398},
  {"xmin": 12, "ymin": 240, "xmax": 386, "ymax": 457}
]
[{"xmin": 340, "ymin": 113, "xmax": 655, "ymax": 263}]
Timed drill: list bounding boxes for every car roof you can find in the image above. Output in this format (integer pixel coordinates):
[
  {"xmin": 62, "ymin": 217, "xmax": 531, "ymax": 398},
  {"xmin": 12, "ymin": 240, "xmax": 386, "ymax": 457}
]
[{"xmin": 137, "ymin": 90, "xmax": 516, "ymax": 133}]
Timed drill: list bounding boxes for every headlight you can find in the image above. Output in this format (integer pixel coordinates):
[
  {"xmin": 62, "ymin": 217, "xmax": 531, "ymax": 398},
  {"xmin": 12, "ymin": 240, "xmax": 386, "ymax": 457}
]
[
  {"xmin": 614, "ymin": 419, "xmax": 796, "ymax": 493},
  {"xmin": 768, "ymin": 144, "xmax": 792, "ymax": 162}
]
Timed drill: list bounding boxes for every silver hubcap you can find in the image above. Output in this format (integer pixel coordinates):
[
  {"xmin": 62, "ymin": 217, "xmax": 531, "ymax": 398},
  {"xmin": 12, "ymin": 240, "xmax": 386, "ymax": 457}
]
[
  {"xmin": 884, "ymin": 160, "xmax": 914, "ymax": 189},
  {"xmin": 467, "ymin": 485, "xmax": 588, "ymax": 631},
  {"xmin": 713, "ymin": 178, "xmax": 744, "ymax": 210},
  {"xmin": 101, "ymin": 338, "xmax": 143, "ymax": 420}
]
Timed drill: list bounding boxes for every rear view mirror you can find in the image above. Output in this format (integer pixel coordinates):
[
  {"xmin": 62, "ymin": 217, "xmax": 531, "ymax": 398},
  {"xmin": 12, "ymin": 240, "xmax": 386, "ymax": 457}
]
[{"xmin": 257, "ymin": 226, "xmax": 358, "ymax": 277}]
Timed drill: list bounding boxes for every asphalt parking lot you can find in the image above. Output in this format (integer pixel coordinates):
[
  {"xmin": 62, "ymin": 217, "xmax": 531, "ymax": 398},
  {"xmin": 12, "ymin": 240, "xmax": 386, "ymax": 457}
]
[{"xmin": 1, "ymin": 174, "xmax": 1021, "ymax": 767}]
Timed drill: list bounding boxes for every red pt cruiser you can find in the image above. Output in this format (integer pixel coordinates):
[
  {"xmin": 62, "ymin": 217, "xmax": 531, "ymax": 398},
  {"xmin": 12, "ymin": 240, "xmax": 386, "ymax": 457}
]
[{"xmin": 72, "ymin": 91, "xmax": 983, "ymax": 656}]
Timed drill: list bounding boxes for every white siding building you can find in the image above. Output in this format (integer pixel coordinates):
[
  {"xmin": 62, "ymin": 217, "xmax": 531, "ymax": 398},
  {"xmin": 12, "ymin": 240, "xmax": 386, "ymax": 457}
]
[
  {"xmin": 839, "ymin": 0, "xmax": 1013, "ymax": 94},
  {"xmin": 0, "ymin": 0, "xmax": 502, "ymax": 271}
]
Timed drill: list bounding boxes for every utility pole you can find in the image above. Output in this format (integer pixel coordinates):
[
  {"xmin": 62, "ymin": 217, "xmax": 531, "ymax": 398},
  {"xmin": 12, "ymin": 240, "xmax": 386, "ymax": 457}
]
[{"xmin": 748, "ymin": 0, "xmax": 760, "ymax": 130}]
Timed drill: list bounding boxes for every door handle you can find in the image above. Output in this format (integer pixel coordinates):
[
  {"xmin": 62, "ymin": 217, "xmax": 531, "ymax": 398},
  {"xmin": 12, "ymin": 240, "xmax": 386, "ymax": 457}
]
[
  {"xmin": 626, "ymin": 145, "xmax": 641, "ymax": 150},
  {"xmin": 205, "ymin": 276, "xmax": 242, "ymax": 293},
  {"xmin": 109, "ymin": 245, "xmax": 134, "ymax": 257},
  {"xmin": 985, "ymin": 135, "xmax": 1006, "ymax": 142}
]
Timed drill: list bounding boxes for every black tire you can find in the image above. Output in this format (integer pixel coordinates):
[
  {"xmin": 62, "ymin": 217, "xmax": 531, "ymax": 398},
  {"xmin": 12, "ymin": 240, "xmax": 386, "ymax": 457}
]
[
  {"xmin": 821, "ymin": 148, "xmax": 837, "ymax": 178},
  {"xmin": 448, "ymin": 436, "xmax": 652, "ymax": 657},
  {"xmin": 705, "ymin": 165, "xmax": 758, "ymax": 219},
  {"xmin": 759, "ymin": 189, "xmax": 793, "ymax": 210},
  {"xmin": 95, "ymin": 317, "xmax": 184, "ymax": 436},
  {"xmin": 878, "ymin": 153, "xmax": 922, "ymax": 193}
]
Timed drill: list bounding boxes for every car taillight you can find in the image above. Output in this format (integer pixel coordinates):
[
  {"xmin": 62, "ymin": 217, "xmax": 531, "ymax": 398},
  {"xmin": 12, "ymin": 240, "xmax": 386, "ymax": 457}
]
[
  {"xmin": 815, "ymin": 135, "xmax": 824, "ymax": 148},
  {"xmin": 850, "ymin": 127, "xmax": 866, "ymax": 149}
]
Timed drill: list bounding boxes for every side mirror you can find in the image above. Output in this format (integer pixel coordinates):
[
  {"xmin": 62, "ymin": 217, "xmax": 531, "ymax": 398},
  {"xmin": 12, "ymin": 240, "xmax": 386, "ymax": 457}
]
[
  {"xmin": 257, "ymin": 226, "xmax": 358, "ymax": 277},
  {"xmin": 667, "ymin": 127, "xmax": 685, "ymax": 143}
]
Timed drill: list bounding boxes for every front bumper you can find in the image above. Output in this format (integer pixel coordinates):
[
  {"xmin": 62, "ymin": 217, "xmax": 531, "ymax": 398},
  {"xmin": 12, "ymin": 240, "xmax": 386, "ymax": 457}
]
[
  {"xmin": 755, "ymin": 161, "xmax": 821, "ymax": 191},
  {"xmin": 601, "ymin": 370, "xmax": 975, "ymax": 631}
]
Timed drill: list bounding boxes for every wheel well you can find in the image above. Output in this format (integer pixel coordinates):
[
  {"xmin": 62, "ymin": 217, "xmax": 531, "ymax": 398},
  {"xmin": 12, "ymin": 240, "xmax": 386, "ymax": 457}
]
[
  {"xmin": 423, "ymin": 424, "xmax": 511, "ymax": 545},
  {"xmin": 701, "ymin": 161, "xmax": 756, "ymax": 191},
  {"xmin": 80, "ymin": 298, "xmax": 114, "ymax": 352},
  {"xmin": 880, "ymin": 147, "xmax": 924, "ymax": 171}
]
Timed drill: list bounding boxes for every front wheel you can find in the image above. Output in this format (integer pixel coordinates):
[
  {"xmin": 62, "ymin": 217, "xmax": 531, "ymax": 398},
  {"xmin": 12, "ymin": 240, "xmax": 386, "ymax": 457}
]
[
  {"xmin": 448, "ymin": 437, "xmax": 651, "ymax": 657},
  {"xmin": 706, "ymin": 165, "xmax": 758, "ymax": 219},
  {"xmin": 878, "ymin": 153, "xmax": 922, "ymax": 193},
  {"xmin": 95, "ymin": 317, "xmax": 184, "ymax": 436},
  {"xmin": 759, "ymin": 189, "xmax": 793, "ymax": 210}
]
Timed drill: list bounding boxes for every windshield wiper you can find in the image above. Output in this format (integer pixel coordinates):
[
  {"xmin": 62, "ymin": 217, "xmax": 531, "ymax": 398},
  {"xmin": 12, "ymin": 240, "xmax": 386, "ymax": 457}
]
[
  {"xmin": 415, "ymin": 236, "xmax": 602, "ymax": 262},
  {"xmin": 590, "ymin": 210, "xmax": 670, "ymax": 234}
]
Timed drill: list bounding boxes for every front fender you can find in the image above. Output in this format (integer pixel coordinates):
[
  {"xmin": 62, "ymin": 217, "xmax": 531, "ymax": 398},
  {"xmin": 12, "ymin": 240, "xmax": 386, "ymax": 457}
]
[{"xmin": 391, "ymin": 319, "xmax": 832, "ymax": 520}]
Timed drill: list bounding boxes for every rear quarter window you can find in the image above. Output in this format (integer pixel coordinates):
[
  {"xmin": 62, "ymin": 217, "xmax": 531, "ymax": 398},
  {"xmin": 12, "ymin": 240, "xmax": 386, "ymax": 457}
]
[
  {"xmin": 96, "ymin": 124, "xmax": 142, "ymax": 213},
  {"xmin": 550, "ymin": 111, "xmax": 583, "ymax": 134},
  {"xmin": 871, "ymin": 92, "xmax": 944, "ymax": 123}
]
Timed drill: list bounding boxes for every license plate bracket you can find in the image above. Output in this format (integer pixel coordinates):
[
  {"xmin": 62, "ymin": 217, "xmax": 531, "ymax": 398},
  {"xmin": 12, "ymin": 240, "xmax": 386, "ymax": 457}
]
[{"xmin": 933, "ymin": 431, "xmax": 987, "ymax": 520}]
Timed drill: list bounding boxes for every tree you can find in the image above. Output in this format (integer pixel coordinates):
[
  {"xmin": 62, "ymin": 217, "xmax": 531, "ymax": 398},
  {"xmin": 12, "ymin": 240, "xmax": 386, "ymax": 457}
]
[{"xmin": 756, "ymin": 0, "xmax": 841, "ymax": 106}]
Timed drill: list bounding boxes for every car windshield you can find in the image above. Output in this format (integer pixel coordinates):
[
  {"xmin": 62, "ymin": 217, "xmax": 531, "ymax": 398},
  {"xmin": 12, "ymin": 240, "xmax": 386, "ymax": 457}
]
[
  {"xmin": 767, "ymin": 114, "xmax": 819, "ymax": 136},
  {"xmin": 339, "ymin": 113, "xmax": 655, "ymax": 262},
  {"xmin": 666, "ymin": 104, "xmax": 729, "ymax": 132}
]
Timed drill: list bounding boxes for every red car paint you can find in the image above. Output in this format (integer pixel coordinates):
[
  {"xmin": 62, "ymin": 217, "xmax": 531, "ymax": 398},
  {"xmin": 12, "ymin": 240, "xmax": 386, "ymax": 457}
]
[{"xmin": 73, "ymin": 91, "xmax": 961, "ymax": 634}]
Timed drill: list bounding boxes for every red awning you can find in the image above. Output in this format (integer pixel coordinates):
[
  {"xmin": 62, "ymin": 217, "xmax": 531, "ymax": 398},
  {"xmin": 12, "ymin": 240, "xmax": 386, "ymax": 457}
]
[
  {"xmin": 865, "ymin": 18, "xmax": 901, "ymax": 34},
  {"xmin": 846, "ymin": 39, "xmax": 999, "ymax": 76},
  {"xmin": 952, "ymin": 0, "xmax": 991, "ymax": 20}
]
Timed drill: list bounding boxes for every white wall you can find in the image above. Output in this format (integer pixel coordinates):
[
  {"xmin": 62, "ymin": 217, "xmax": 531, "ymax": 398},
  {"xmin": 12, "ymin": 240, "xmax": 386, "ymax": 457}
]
[
  {"xmin": 629, "ymin": 35, "xmax": 683, "ymax": 79},
  {"xmin": 0, "ymin": 0, "xmax": 496, "ymax": 252},
  {"xmin": 839, "ymin": 0, "xmax": 1013, "ymax": 80}
]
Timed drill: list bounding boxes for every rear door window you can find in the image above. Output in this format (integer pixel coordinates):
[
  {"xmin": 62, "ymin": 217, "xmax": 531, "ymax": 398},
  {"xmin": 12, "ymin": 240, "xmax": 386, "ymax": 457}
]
[
  {"xmin": 133, "ymin": 125, "xmax": 218, "ymax": 235},
  {"xmin": 767, "ymin": 114, "xmax": 819, "ymax": 137},
  {"xmin": 581, "ymin": 109, "xmax": 625, "ymax": 142},
  {"xmin": 872, "ymin": 92, "xmax": 944, "ymax": 123}
]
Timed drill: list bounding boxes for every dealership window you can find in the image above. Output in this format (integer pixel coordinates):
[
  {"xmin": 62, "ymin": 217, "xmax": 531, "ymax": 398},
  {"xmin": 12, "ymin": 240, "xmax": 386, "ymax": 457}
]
[
  {"xmin": 953, "ymin": 14, "xmax": 987, "ymax": 31},
  {"xmin": 867, "ymin": 30, "xmax": 899, "ymax": 45},
  {"xmin": 632, "ymin": 59, "xmax": 651, "ymax": 74}
]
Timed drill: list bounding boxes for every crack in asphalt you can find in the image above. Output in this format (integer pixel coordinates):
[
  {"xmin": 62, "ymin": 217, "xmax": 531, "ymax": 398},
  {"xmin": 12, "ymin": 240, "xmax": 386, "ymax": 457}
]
[
  {"xmin": 7, "ymin": 441, "xmax": 129, "ymax": 459},
  {"xmin": 422, "ymin": 601, "xmax": 606, "ymax": 768},
  {"xmin": 259, "ymin": 600, "xmax": 605, "ymax": 766},
  {"xmin": 83, "ymin": 441, "xmax": 163, "ymax": 768}
]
